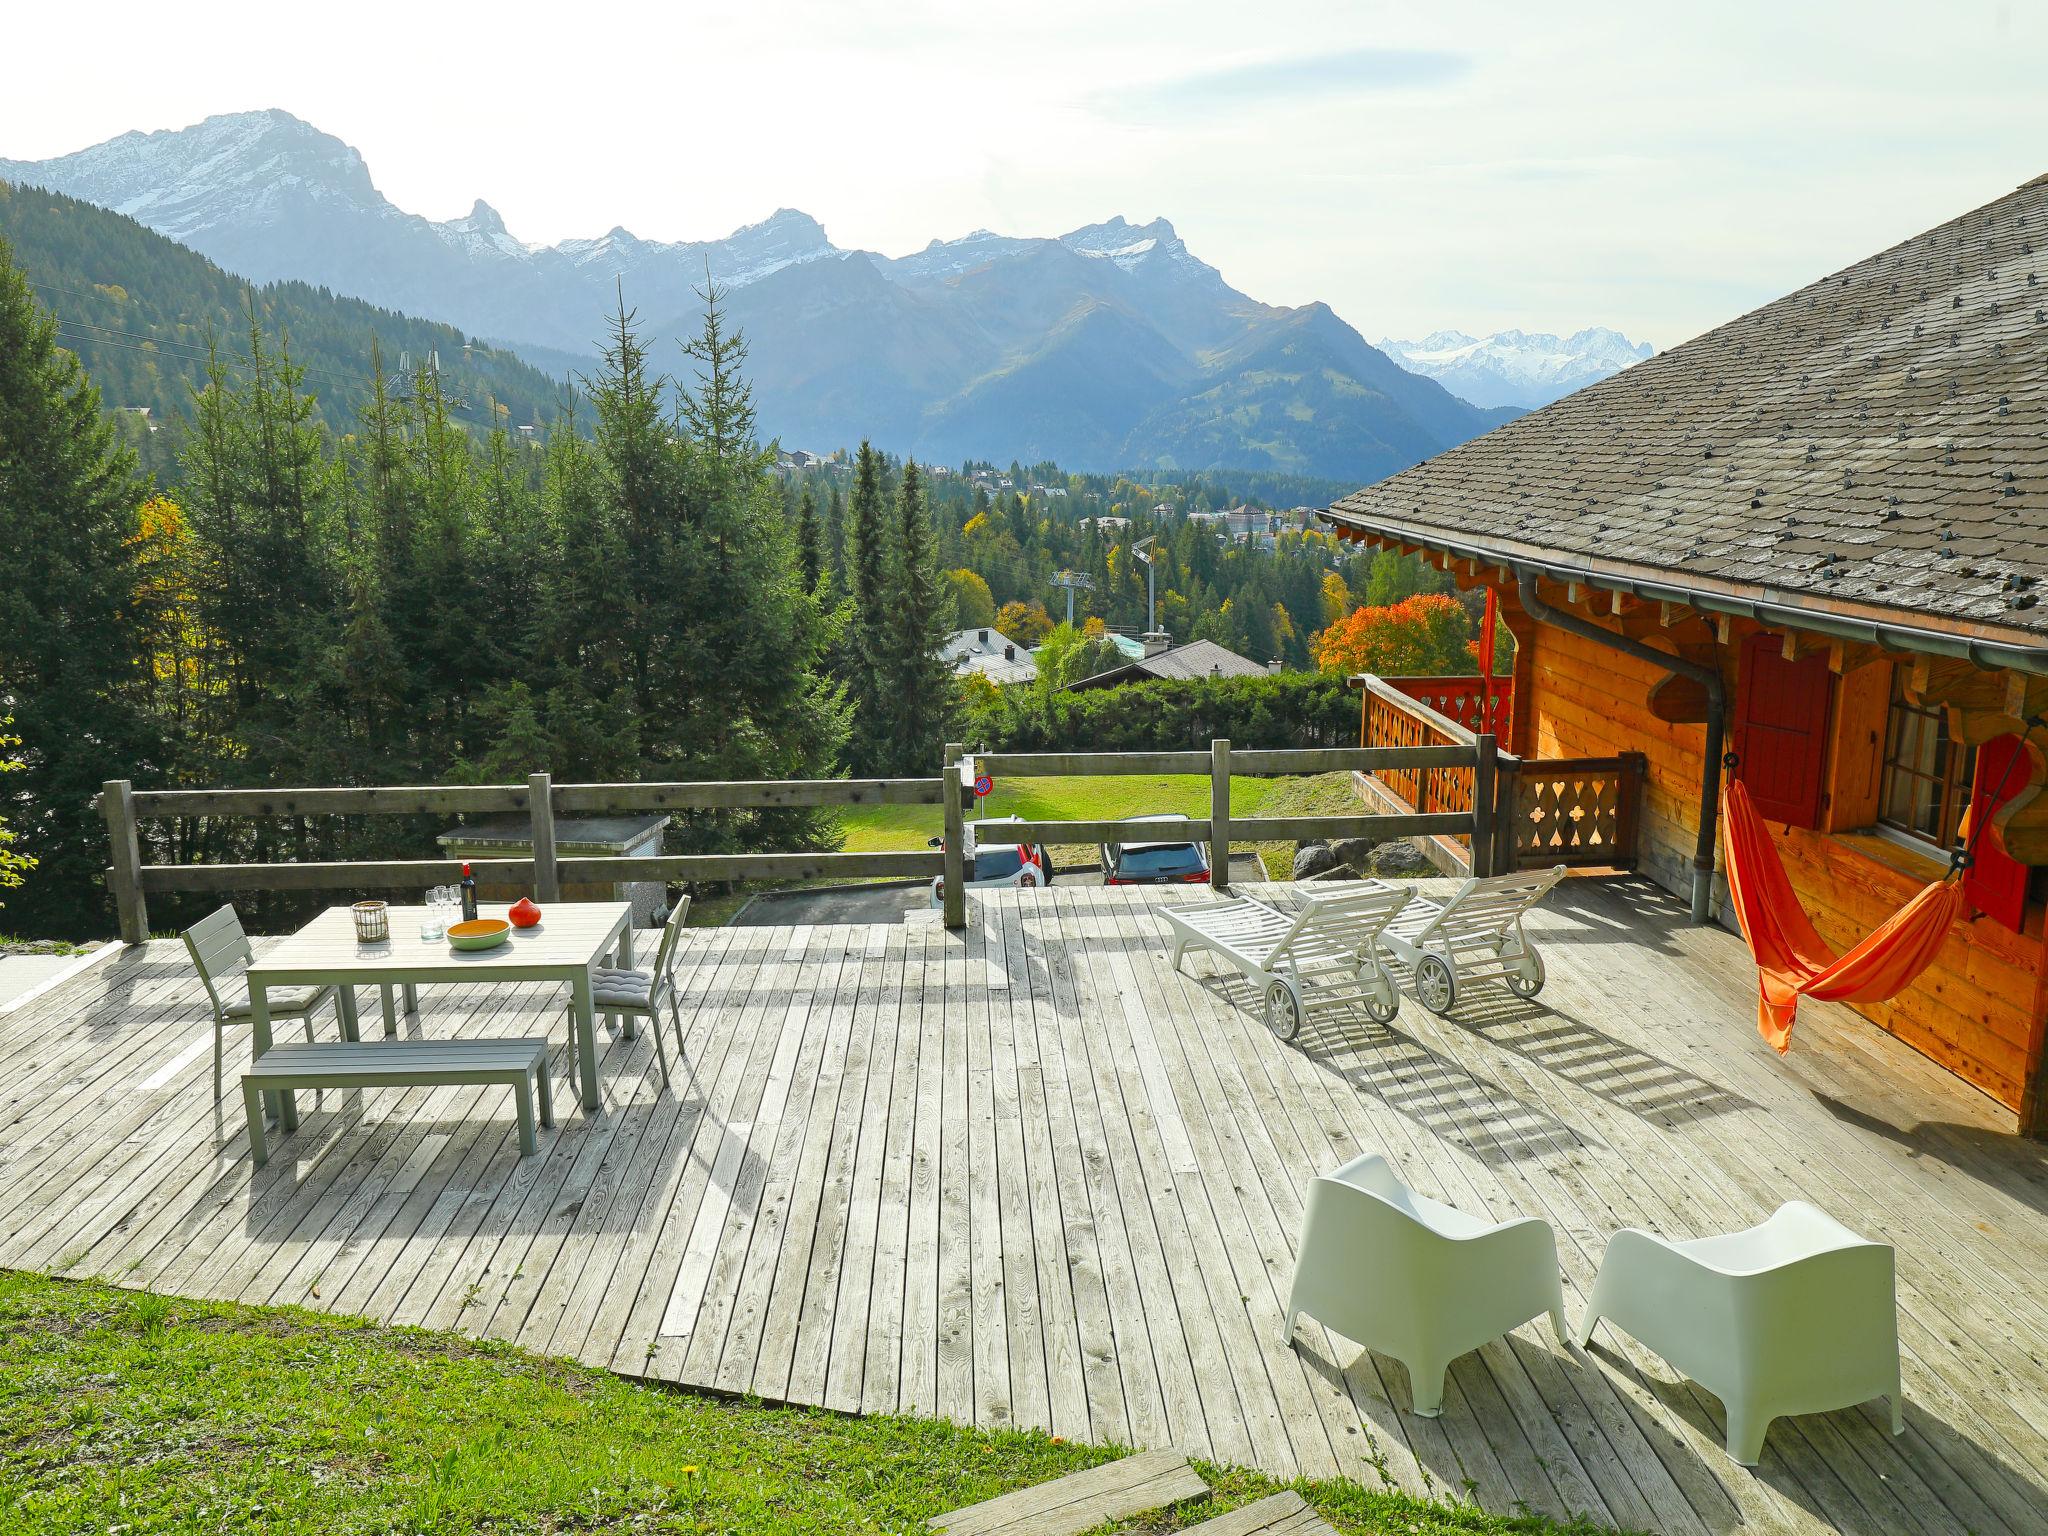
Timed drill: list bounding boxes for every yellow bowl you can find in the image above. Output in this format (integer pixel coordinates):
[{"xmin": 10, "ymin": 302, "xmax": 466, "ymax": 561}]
[{"xmin": 447, "ymin": 918, "xmax": 511, "ymax": 951}]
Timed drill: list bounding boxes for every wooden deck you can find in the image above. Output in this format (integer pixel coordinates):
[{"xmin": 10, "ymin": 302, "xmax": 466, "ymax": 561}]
[{"xmin": 4, "ymin": 878, "xmax": 2046, "ymax": 1534}]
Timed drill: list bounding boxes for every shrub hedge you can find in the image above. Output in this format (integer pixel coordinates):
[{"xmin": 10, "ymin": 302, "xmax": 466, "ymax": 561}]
[{"xmin": 963, "ymin": 671, "xmax": 1360, "ymax": 753}]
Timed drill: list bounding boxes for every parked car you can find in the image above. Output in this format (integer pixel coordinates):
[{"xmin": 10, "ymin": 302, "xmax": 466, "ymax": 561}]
[
  {"xmin": 1100, "ymin": 814, "xmax": 1211, "ymax": 885},
  {"xmin": 929, "ymin": 816, "xmax": 1056, "ymax": 907}
]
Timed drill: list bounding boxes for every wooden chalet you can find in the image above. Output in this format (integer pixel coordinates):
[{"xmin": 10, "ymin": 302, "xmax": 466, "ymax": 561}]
[{"xmin": 1324, "ymin": 175, "xmax": 2048, "ymax": 1134}]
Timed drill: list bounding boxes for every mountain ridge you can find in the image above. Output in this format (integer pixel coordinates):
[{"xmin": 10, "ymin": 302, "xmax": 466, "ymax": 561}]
[{"xmin": 5, "ymin": 108, "xmax": 1528, "ymax": 478}]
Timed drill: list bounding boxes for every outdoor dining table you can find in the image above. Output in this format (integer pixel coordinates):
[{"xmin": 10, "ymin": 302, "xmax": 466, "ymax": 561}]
[{"xmin": 245, "ymin": 900, "xmax": 634, "ymax": 1114}]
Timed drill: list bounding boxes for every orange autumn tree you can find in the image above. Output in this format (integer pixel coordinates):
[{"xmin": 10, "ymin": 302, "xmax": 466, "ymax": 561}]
[{"xmin": 1310, "ymin": 593, "xmax": 1473, "ymax": 675}]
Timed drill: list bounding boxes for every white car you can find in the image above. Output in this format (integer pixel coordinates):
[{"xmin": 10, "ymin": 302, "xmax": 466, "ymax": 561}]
[{"xmin": 929, "ymin": 816, "xmax": 1056, "ymax": 907}]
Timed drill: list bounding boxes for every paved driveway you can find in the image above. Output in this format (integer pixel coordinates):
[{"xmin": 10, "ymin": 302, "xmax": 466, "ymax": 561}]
[{"xmin": 728, "ymin": 853, "xmax": 1267, "ymax": 925}]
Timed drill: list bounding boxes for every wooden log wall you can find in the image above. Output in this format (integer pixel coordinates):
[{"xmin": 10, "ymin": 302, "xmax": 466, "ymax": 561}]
[{"xmin": 1508, "ymin": 596, "xmax": 2046, "ymax": 1117}]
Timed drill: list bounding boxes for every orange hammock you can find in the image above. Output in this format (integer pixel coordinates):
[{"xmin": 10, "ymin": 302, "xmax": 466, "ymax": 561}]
[{"xmin": 1720, "ymin": 779, "xmax": 1967, "ymax": 1053}]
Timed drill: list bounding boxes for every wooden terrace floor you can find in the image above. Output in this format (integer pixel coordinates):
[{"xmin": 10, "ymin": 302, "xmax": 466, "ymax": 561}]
[{"xmin": 3, "ymin": 879, "xmax": 2046, "ymax": 1534}]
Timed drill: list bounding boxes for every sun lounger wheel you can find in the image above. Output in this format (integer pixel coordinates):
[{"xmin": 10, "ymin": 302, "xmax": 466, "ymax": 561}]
[
  {"xmin": 1505, "ymin": 949, "xmax": 1546, "ymax": 998},
  {"xmin": 1263, "ymin": 977, "xmax": 1304, "ymax": 1040},
  {"xmin": 1363, "ymin": 989, "xmax": 1400, "ymax": 1025},
  {"xmin": 1415, "ymin": 954, "xmax": 1457, "ymax": 1015}
]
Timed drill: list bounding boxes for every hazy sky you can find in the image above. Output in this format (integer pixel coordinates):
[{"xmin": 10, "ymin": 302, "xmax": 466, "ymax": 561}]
[{"xmin": 6, "ymin": 0, "xmax": 2044, "ymax": 349}]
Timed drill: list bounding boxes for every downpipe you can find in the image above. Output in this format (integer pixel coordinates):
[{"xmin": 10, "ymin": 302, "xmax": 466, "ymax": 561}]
[{"xmin": 1516, "ymin": 570, "xmax": 1726, "ymax": 924}]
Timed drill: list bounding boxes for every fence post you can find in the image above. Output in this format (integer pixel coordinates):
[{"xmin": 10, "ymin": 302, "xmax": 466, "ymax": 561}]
[
  {"xmin": 1471, "ymin": 733, "xmax": 1497, "ymax": 878},
  {"xmin": 1616, "ymin": 751, "xmax": 1647, "ymax": 870},
  {"xmin": 101, "ymin": 779, "xmax": 148, "ymax": 944},
  {"xmin": 942, "ymin": 741, "xmax": 967, "ymax": 930},
  {"xmin": 528, "ymin": 772, "xmax": 559, "ymax": 903},
  {"xmin": 1492, "ymin": 752, "xmax": 1522, "ymax": 877},
  {"xmin": 1210, "ymin": 738, "xmax": 1233, "ymax": 891}
]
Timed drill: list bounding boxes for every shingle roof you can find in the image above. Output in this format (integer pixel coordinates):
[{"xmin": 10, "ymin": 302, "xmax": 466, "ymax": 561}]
[
  {"xmin": 1066, "ymin": 638, "xmax": 1269, "ymax": 689},
  {"xmin": 1323, "ymin": 175, "xmax": 2048, "ymax": 642}
]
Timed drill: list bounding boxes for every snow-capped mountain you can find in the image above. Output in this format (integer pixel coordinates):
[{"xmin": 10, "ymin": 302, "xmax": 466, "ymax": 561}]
[
  {"xmin": 2, "ymin": 109, "xmax": 1521, "ymax": 479},
  {"xmin": 0, "ymin": 111, "xmax": 846, "ymax": 356},
  {"xmin": 1378, "ymin": 327, "xmax": 1654, "ymax": 409}
]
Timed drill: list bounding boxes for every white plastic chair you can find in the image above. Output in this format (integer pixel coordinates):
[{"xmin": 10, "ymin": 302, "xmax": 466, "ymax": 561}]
[
  {"xmin": 1283, "ymin": 1151, "xmax": 1567, "ymax": 1416},
  {"xmin": 1576, "ymin": 1201, "xmax": 1902, "ymax": 1465}
]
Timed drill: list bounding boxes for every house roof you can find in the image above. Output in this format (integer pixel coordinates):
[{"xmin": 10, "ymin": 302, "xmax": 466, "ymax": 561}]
[
  {"xmin": 940, "ymin": 627, "xmax": 1037, "ymax": 685},
  {"xmin": 1321, "ymin": 174, "xmax": 2048, "ymax": 654},
  {"xmin": 1065, "ymin": 638, "xmax": 1269, "ymax": 690}
]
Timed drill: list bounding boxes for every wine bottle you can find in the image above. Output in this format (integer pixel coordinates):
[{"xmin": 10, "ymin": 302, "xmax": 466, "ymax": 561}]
[{"xmin": 460, "ymin": 862, "xmax": 478, "ymax": 923}]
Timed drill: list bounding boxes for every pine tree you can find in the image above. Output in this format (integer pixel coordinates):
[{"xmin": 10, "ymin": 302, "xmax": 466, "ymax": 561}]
[
  {"xmin": 669, "ymin": 280, "xmax": 845, "ymax": 841},
  {"xmin": 181, "ymin": 314, "xmax": 346, "ymax": 783},
  {"xmin": 588, "ymin": 288, "xmax": 684, "ymax": 735},
  {"xmin": 874, "ymin": 461, "xmax": 957, "ymax": 774},
  {"xmin": 843, "ymin": 441, "xmax": 890, "ymax": 771},
  {"xmin": 796, "ymin": 481, "xmax": 823, "ymax": 591},
  {"xmin": 824, "ymin": 483, "xmax": 847, "ymax": 587},
  {"xmin": 0, "ymin": 240, "xmax": 159, "ymax": 935}
]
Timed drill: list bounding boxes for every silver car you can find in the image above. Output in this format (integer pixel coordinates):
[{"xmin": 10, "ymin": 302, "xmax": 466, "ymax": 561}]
[{"xmin": 929, "ymin": 816, "xmax": 1056, "ymax": 907}]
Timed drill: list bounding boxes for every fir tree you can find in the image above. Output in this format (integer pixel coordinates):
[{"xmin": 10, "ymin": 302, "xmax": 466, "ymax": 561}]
[
  {"xmin": 796, "ymin": 481, "xmax": 823, "ymax": 591},
  {"xmin": 0, "ymin": 241, "xmax": 159, "ymax": 935},
  {"xmin": 843, "ymin": 441, "xmax": 890, "ymax": 772},
  {"xmin": 874, "ymin": 461, "xmax": 957, "ymax": 773},
  {"xmin": 824, "ymin": 483, "xmax": 847, "ymax": 587},
  {"xmin": 181, "ymin": 314, "xmax": 346, "ymax": 780}
]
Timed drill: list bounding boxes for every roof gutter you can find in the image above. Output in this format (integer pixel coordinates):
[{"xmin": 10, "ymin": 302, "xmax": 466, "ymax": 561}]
[
  {"xmin": 1514, "ymin": 569, "xmax": 1726, "ymax": 925},
  {"xmin": 1321, "ymin": 512, "xmax": 2048, "ymax": 677}
]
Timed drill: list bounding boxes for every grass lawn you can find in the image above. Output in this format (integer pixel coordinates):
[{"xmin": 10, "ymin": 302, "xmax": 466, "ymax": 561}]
[
  {"xmin": 0, "ymin": 936, "xmax": 94, "ymax": 956},
  {"xmin": 0, "ymin": 1272, "xmax": 1616, "ymax": 1534}
]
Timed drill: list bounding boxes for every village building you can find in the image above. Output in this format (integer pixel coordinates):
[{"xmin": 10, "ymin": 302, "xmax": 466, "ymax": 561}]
[
  {"xmin": 1323, "ymin": 173, "xmax": 2048, "ymax": 1132},
  {"xmin": 939, "ymin": 626, "xmax": 1038, "ymax": 686},
  {"xmin": 1064, "ymin": 636, "xmax": 1272, "ymax": 690}
]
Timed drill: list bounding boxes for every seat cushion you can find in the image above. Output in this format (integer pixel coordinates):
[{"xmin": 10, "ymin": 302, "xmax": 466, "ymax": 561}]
[
  {"xmin": 218, "ymin": 979, "xmax": 330, "ymax": 1018},
  {"xmin": 591, "ymin": 965, "xmax": 654, "ymax": 1009}
]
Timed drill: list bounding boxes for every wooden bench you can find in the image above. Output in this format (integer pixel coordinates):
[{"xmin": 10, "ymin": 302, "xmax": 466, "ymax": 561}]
[{"xmin": 240, "ymin": 1038, "xmax": 553, "ymax": 1166}]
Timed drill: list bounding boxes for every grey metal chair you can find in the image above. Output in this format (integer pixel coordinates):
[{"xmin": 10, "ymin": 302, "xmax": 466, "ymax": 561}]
[
  {"xmin": 572, "ymin": 896, "xmax": 691, "ymax": 1091},
  {"xmin": 183, "ymin": 903, "xmax": 345, "ymax": 1097}
]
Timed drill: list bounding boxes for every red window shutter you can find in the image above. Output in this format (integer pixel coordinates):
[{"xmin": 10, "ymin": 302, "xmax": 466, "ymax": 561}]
[
  {"xmin": 1965, "ymin": 734, "xmax": 2031, "ymax": 933},
  {"xmin": 1735, "ymin": 633, "xmax": 1833, "ymax": 829}
]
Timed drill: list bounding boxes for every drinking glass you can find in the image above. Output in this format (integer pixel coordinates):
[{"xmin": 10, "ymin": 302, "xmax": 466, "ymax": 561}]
[{"xmin": 420, "ymin": 886, "xmax": 449, "ymax": 942}]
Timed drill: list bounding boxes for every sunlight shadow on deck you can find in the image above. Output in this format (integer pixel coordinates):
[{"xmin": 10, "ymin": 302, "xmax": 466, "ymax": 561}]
[
  {"xmin": 233, "ymin": 1050, "xmax": 689, "ymax": 1240},
  {"xmin": 1191, "ymin": 968, "xmax": 1589, "ymax": 1167},
  {"xmin": 1524, "ymin": 877, "xmax": 1694, "ymax": 958},
  {"xmin": 1454, "ymin": 993, "xmax": 1756, "ymax": 1127}
]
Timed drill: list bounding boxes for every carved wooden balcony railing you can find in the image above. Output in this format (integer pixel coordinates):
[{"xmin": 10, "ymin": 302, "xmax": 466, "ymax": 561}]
[
  {"xmin": 1504, "ymin": 754, "xmax": 1648, "ymax": 871},
  {"xmin": 1352, "ymin": 673, "xmax": 1644, "ymax": 876},
  {"xmin": 1380, "ymin": 674, "xmax": 1514, "ymax": 752}
]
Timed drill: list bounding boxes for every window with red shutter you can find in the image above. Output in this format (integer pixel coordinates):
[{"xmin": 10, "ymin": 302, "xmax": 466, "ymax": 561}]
[
  {"xmin": 1734, "ymin": 633, "xmax": 1834, "ymax": 829},
  {"xmin": 1964, "ymin": 734, "xmax": 2031, "ymax": 933}
]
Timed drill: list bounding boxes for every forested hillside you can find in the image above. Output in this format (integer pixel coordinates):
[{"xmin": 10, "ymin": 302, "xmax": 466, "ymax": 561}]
[
  {"xmin": 0, "ymin": 182, "xmax": 576, "ymax": 442},
  {"xmin": 0, "ymin": 218, "xmax": 1473, "ymax": 940}
]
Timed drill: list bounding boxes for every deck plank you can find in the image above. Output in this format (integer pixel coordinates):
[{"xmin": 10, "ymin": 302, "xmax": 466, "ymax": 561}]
[{"xmin": 9, "ymin": 878, "xmax": 2048, "ymax": 1536}]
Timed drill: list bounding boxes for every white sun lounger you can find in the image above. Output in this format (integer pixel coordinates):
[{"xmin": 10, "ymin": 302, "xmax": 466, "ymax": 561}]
[
  {"xmin": 1380, "ymin": 865, "xmax": 1567, "ymax": 1015},
  {"xmin": 1162, "ymin": 881, "xmax": 1410, "ymax": 1039}
]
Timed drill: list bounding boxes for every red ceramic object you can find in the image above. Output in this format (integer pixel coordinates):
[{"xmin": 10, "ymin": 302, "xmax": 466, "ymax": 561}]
[{"xmin": 508, "ymin": 897, "xmax": 543, "ymax": 928}]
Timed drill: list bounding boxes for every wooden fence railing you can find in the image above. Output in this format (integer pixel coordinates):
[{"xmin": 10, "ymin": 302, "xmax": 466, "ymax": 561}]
[
  {"xmin": 100, "ymin": 737, "xmax": 1496, "ymax": 939},
  {"xmin": 102, "ymin": 767, "xmax": 966, "ymax": 943},
  {"xmin": 1378, "ymin": 674, "xmax": 1514, "ymax": 751},
  {"xmin": 1351, "ymin": 673, "xmax": 1644, "ymax": 877},
  {"xmin": 970, "ymin": 742, "xmax": 1491, "ymax": 898}
]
